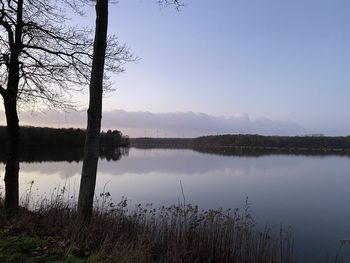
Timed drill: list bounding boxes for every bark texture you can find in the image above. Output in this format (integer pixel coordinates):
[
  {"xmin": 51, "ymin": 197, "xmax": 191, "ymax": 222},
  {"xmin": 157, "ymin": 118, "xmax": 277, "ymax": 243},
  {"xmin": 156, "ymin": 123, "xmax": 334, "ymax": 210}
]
[
  {"xmin": 2, "ymin": 0, "xmax": 23, "ymax": 215},
  {"xmin": 77, "ymin": 0, "xmax": 108, "ymax": 225},
  {"xmin": 4, "ymin": 97, "xmax": 20, "ymax": 216}
]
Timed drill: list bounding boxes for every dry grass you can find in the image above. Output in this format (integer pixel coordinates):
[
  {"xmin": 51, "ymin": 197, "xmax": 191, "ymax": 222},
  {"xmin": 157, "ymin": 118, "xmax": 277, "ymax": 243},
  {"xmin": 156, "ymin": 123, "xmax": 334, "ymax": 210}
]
[{"xmin": 0, "ymin": 187, "xmax": 293, "ymax": 263}]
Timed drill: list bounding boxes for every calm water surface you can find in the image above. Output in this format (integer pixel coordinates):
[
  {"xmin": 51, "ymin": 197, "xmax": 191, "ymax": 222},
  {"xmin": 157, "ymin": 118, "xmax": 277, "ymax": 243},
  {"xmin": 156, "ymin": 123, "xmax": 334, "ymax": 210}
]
[{"xmin": 1, "ymin": 148, "xmax": 350, "ymax": 262}]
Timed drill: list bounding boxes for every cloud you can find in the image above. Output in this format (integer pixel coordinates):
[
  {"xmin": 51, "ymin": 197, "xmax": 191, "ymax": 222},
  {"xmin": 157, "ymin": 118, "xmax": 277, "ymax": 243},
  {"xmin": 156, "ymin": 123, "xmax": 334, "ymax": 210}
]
[{"xmin": 0, "ymin": 109, "xmax": 304, "ymax": 137}]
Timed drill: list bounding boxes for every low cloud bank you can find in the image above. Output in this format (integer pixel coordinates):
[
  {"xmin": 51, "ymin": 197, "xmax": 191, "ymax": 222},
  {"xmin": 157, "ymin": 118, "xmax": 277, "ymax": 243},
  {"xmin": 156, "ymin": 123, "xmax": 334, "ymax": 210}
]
[{"xmin": 0, "ymin": 109, "xmax": 304, "ymax": 137}]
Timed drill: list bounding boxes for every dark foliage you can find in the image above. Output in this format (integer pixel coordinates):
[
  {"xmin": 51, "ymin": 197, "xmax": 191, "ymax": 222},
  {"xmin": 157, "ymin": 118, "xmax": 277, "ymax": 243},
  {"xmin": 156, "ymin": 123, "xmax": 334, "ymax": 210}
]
[
  {"xmin": 0, "ymin": 126, "xmax": 130, "ymax": 149},
  {"xmin": 130, "ymin": 137, "xmax": 193, "ymax": 148},
  {"xmin": 131, "ymin": 135, "xmax": 350, "ymax": 156},
  {"xmin": 192, "ymin": 134, "xmax": 350, "ymax": 150}
]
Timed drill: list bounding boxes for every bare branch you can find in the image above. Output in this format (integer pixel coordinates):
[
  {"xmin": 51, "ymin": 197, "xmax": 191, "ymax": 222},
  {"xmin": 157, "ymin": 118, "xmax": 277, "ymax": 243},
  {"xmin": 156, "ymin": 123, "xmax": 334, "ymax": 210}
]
[
  {"xmin": 0, "ymin": 0, "xmax": 135, "ymax": 110},
  {"xmin": 157, "ymin": 0, "xmax": 185, "ymax": 10}
]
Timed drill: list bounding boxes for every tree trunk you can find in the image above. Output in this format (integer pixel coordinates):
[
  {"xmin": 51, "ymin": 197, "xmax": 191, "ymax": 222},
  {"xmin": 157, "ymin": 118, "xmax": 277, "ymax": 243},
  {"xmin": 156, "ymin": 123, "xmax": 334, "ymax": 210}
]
[
  {"xmin": 3, "ymin": 96, "xmax": 20, "ymax": 216},
  {"xmin": 77, "ymin": 0, "xmax": 108, "ymax": 226},
  {"xmin": 2, "ymin": 0, "xmax": 23, "ymax": 216}
]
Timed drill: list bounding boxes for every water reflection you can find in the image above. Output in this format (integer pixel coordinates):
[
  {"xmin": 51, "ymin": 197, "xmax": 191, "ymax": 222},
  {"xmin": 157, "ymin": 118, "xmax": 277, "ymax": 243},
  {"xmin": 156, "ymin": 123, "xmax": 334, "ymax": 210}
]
[
  {"xmin": 193, "ymin": 145, "xmax": 350, "ymax": 157},
  {"xmin": 0, "ymin": 147, "xmax": 350, "ymax": 261},
  {"xmin": 0, "ymin": 146, "xmax": 129, "ymax": 163}
]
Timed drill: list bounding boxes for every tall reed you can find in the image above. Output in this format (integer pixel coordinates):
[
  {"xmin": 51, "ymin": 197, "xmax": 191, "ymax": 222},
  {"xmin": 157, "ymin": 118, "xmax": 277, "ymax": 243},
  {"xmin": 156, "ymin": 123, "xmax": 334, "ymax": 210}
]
[{"xmin": 0, "ymin": 187, "xmax": 293, "ymax": 263}]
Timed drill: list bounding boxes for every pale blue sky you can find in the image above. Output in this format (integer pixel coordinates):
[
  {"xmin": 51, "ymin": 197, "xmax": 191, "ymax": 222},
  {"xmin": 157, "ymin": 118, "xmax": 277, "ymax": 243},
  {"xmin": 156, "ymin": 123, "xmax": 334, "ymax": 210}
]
[
  {"xmin": 77, "ymin": 0, "xmax": 349, "ymax": 135},
  {"xmin": 2, "ymin": 0, "xmax": 349, "ymax": 136}
]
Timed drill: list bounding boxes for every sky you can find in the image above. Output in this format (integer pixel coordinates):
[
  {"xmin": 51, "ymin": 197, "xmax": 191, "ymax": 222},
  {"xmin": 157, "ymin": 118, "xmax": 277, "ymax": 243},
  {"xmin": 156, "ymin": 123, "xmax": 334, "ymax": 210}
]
[{"xmin": 2, "ymin": 0, "xmax": 350, "ymax": 137}]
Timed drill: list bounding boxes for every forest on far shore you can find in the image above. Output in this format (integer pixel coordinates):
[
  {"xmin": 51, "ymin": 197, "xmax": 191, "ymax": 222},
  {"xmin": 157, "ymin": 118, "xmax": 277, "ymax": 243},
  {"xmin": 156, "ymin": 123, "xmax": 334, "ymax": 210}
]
[
  {"xmin": 0, "ymin": 126, "xmax": 130, "ymax": 149},
  {"xmin": 192, "ymin": 134, "xmax": 350, "ymax": 149},
  {"xmin": 2, "ymin": 126, "xmax": 350, "ymax": 151},
  {"xmin": 131, "ymin": 134, "xmax": 350, "ymax": 150}
]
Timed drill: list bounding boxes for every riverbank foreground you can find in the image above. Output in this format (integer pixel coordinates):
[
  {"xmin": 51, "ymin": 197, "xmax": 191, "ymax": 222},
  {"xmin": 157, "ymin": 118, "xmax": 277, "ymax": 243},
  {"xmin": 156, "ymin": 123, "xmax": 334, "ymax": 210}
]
[{"xmin": 0, "ymin": 192, "xmax": 293, "ymax": 263}]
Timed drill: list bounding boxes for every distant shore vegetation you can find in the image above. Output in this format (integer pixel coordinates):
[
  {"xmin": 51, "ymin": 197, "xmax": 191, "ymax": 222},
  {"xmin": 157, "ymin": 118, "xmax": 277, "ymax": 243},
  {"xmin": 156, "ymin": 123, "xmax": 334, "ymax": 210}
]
[
  {"xmin": 0, "ymin": 126, "xmax": 130, "ymax": 149},
  {"xmin": 131, "ymin": 134, "xmax": 350, "ymax": 153},
  {"xmin": 3, "ymin": 126, "xmax": 350, "ymax": 155}
]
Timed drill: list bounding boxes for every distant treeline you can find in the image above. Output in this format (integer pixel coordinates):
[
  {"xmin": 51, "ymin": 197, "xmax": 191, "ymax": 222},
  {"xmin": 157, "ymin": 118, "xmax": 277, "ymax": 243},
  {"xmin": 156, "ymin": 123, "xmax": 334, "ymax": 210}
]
[
  {"xmin": 131, "ymin": 134, "xmax": 350, "ymax": 151},
  {"xmin": 0, "ymin": 126, "xmax": 130, "ymax": 149},
  {"xmin": 130, "ymin": 137, "xmax": 193, "ymax": 148},
  {"xmin": 192, "ymin": 134, "xmax": 350, "ymax": 150}
]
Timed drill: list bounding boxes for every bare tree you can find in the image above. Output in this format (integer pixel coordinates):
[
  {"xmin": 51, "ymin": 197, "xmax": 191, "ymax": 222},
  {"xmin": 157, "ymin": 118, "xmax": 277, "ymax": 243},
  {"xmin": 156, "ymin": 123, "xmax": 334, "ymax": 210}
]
[
  {"xmin": 77, "ymin": 0, "xmax": 184, "ymax": 225},
  {"xmin": 77, "ymin": 0, "xmax": 109, "ymax": 225},
  {"xmin": 0, "ymin": 0, "xmax": 131, "ymax": 214}
]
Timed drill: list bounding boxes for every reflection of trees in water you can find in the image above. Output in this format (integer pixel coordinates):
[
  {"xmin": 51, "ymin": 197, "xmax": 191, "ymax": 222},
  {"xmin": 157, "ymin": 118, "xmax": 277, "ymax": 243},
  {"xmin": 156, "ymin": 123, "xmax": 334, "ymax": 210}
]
[
  {"xmin": 100, "ymin": 147, "xmax": 129, "ymax": 162},
  {"xmin": 192, "ymin": 146, "xmax": 350, "ymax": 157},
  {"xmin": 0, "ymin": 146, "xmax": 129, "ymax": 163},
  {"xmin": 131, "ymin": 145, "xmax": 350, "ymax": 158}
]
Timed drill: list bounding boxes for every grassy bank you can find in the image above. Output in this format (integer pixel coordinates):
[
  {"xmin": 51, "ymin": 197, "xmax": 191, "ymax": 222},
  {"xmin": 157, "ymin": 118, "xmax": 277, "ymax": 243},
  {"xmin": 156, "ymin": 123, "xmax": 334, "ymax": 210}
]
[
  {"xmin": 0, "ymin": 191, "xmax": 293, "ymax": 263},
  {"xmin": 0, "ymin": 230, "xmax": 104, "ymax": 262}
]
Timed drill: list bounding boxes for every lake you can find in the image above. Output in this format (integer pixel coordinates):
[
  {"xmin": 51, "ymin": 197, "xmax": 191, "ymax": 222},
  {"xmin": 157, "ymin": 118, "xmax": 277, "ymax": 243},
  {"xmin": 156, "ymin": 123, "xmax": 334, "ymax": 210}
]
[{"xmin": 1, "ymin": 147, "xmax": 350, "ymax": 262}]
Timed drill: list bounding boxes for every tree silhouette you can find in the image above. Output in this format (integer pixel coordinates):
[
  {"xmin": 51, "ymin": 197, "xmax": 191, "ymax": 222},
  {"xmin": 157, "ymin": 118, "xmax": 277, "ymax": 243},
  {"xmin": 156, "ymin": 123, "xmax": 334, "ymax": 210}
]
[
  {"xmin": 77, "ymin": 0, "xmax": 184, "ymax": 225},
  {"xmin": 77, "ymin": 0, "xmax": 109, "ymax": 225},
  {"xmin": 0, "ymin": 0, "xmax": 131, "ymax": 214}
]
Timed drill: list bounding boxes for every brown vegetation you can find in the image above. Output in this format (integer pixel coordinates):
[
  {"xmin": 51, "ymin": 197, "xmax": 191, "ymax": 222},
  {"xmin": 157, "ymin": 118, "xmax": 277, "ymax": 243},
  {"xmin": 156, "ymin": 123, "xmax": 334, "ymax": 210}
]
[{"xmin": 0, "ymin": 189, "xmax": 293, "ymax": 263}]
